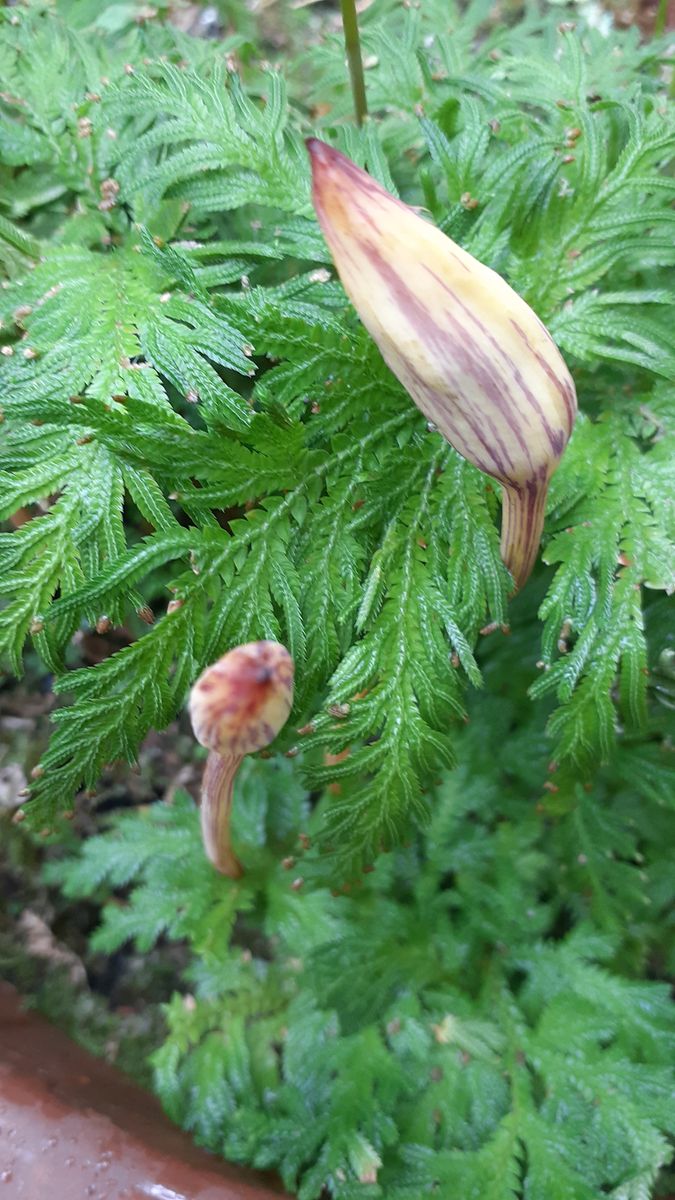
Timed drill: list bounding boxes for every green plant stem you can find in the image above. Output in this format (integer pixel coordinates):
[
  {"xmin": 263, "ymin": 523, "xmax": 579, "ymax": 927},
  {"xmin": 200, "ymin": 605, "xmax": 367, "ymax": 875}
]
[{"xmin": 340, "ymin": 0, "xmax": 368, "ymax": 126}]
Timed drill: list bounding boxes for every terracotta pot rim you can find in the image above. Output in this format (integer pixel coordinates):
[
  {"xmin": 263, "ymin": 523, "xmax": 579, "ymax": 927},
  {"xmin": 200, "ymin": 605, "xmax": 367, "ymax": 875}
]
[{"xmin": 0, "ymin": 981, "xmax": 289, "ymax": 1199}]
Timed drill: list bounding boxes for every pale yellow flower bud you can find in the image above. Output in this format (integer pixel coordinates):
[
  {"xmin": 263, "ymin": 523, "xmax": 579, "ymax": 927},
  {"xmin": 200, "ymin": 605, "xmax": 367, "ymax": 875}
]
[{"xmin": 307, "ymin": 139, "xmax": 577, "ymax": 589}]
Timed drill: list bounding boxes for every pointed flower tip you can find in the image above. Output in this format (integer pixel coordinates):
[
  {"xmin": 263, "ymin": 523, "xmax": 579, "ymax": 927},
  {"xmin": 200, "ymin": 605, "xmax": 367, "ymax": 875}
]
[
  {"xmin": 305, "ymin": 137, "xmax": 336, "ymax": 163},
  {"xmin": 305, "ymin": 136, "xmax": 324, "ymax": 158},
  {"xmin": 306, "ymin": 139, "xmax": 385, "ymax": 228},
  {"xmin": 306, "ymin": 138, "xmax": 361, "ymax": 182},
  {"xmin": 306, "ymin": 139, "xmax": 355, "ymax": 223},
  {"xmin": 306, "ymin": 138, "xmax": 339, "ymax": 178}
]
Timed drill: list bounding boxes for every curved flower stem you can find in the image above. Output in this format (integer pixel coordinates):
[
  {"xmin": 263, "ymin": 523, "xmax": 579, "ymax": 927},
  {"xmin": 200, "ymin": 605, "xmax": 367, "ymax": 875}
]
[
  {"xmin": 500, "ymin": 480, "xmax": 549, "ymax": 592},
  {"xmin": 200, "ymin": 750, "xmax": 243, "ymax": 878},
  {"xmin": 340, "ymin": 0, "xmax": 368, "ymax": 126}
]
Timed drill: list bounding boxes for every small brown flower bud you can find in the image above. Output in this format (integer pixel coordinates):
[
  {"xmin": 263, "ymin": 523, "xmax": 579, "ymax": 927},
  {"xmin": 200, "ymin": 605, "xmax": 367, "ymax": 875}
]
[{"xmin": 189, "ymin": 643, "xmax": 294, "ymax": 876}]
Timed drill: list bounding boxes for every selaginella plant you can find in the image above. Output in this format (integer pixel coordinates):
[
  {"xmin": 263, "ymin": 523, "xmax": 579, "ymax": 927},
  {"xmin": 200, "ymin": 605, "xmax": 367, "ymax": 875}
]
[{"xmin": 2, "ymin": 1, "xmax": 675, "ymax": 1197}]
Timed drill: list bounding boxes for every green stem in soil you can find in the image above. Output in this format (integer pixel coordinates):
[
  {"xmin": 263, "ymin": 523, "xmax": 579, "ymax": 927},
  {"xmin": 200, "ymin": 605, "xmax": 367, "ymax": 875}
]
[{"xmin": 340, "ymin": 0, "xmax": 368, "ymax": 126}]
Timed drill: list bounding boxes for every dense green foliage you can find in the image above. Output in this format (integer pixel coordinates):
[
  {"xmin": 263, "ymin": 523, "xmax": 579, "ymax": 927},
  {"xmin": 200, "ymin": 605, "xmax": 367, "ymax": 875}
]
[
  {"xmin": 2, "ymin": 0, "xmax": 674, "ymax": 1196},
  {"xmin": 48, "ymin": 709, "xmax": 675, "ymax": 1199}
]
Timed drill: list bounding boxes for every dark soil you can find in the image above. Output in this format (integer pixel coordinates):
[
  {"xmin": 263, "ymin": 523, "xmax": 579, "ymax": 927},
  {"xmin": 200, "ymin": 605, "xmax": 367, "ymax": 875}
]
[{"xmin": 0, "ymin": 645, "xmax": 201, "ymax": 1083}]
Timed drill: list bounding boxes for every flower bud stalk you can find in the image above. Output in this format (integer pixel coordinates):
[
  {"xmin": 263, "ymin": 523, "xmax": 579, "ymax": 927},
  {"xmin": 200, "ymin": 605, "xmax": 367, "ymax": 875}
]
[{"xmin": 199, "ymin": 751, "xmax": 243, "ymax": 878}]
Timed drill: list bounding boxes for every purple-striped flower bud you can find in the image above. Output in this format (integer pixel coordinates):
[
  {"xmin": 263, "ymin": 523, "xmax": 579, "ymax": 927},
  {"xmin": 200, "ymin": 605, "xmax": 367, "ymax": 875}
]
[{"xmin": 307, "ymin": 139, "xmax": 577, "ymax": 589}]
